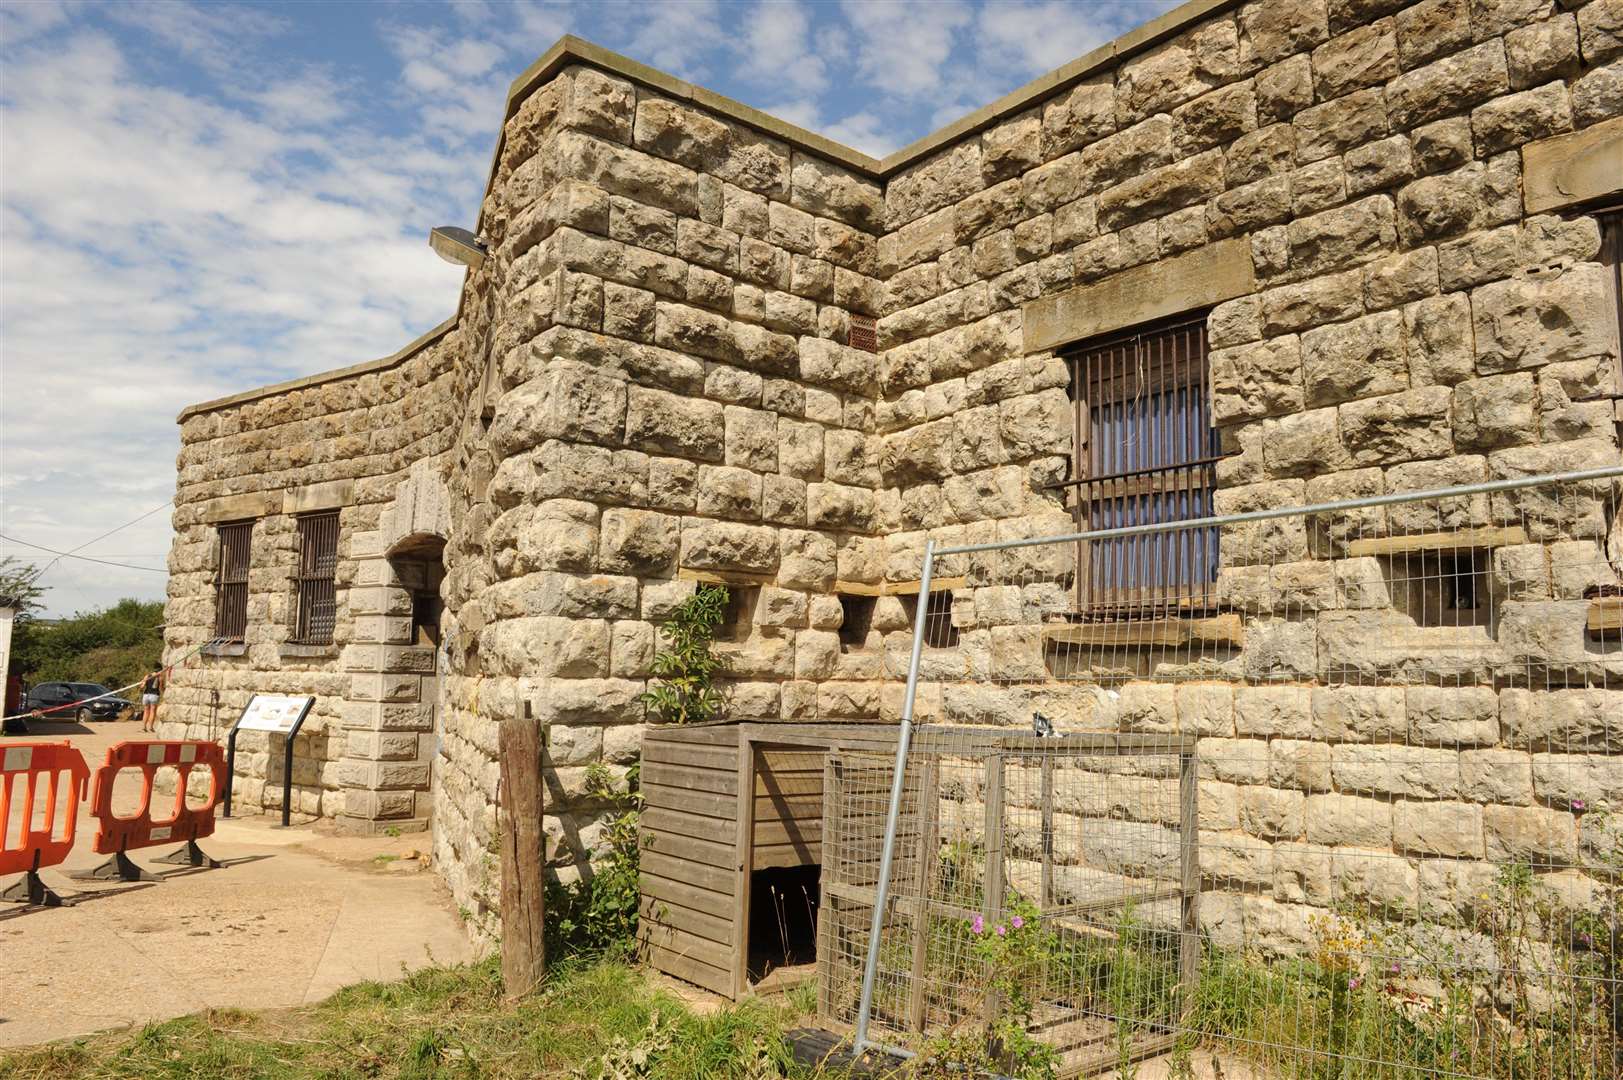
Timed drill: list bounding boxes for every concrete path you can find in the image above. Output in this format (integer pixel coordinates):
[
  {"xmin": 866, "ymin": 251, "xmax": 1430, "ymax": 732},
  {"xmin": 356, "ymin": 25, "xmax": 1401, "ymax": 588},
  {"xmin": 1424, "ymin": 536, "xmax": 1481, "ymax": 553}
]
[{"xmin": 0, "ymin": 718, "xmax": 475, "ymax": 1048}]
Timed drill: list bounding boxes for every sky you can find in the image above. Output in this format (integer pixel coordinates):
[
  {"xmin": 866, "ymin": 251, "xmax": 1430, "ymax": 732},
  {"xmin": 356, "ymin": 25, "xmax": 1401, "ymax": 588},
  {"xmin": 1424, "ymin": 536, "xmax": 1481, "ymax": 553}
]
[{"xmin": 0, "ymin": 0, "xmax": 1177, "ymax": 619}]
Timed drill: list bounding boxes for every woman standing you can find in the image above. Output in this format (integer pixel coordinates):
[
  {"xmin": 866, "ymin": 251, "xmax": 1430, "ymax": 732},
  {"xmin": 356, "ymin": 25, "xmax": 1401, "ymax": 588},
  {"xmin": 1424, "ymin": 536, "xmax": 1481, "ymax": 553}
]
[{"xmin": 140, "ymin": 670, "xmax": 162, "ymax": 733}]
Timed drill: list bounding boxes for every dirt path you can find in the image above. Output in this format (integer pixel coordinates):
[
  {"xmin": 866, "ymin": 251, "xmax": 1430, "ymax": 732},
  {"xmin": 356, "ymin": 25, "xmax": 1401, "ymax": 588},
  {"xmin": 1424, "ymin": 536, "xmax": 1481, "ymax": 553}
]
[{"xmin": 0, "ymin": 719, "xmax": 475, "ymax": 1048}]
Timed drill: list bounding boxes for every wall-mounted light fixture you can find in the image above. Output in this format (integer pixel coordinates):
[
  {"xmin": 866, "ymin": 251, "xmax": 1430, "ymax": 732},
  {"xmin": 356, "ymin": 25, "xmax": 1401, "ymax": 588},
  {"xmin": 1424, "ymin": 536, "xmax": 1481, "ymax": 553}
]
[{"xmin": 429, "ymin": 226, "xmax": 487, "ymax": 269}]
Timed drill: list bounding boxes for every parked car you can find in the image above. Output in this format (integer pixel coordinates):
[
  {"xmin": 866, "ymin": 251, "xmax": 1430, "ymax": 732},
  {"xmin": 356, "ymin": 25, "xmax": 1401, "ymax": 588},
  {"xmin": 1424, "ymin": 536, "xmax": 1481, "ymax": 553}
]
[{"xmin": 24, "ymin": 682, "xmax": 133, "ymax": 722}]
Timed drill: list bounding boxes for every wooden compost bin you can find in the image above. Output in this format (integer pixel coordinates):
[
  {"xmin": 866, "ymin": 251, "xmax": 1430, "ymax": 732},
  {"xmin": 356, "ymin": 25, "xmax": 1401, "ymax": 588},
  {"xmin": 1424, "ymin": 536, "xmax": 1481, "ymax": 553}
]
[{"xmin": 638, "ymin": 721, "xmax": 897, "ymax": 998}]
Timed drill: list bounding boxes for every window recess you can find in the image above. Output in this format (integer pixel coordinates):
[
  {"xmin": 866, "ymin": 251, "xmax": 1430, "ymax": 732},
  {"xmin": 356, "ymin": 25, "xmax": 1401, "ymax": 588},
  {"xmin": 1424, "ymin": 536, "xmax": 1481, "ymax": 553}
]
[{"xmin": 1053, "ymin": 314, "xmax": 1220, "ymax": 620}]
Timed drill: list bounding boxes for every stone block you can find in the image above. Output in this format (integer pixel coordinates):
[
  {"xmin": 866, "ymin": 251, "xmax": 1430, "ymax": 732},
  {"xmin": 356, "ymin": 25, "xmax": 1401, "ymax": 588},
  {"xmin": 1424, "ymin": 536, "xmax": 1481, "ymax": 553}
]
[
  {"xmin": 1386, "ymin": 39, "xmax": 1510, "ymax": 129},
  {"xmin": 1305, "ymin": 793, "xmax": 1392, "ymax": 846},
  {"xmin": 598, "ymin": 508, "xmax": 679, "ymax": 576},
  {"xmin": 1234, "ymin": 685, "xmax": 1313, "ymax": 737},
  {"xmin": 678, "ymin": 520, "xmax": 778, "ymax": 573},
  {"xmin": 1339, "ymin": 385, "xmax": 1453, "ymax": 465},
  {"xmin": 1406, "ymin": 685, "xmax": 1500, "ymax": 747},
  {"xmin": 623, "ymin": 385, "xmax": 723, "ymax": 461},
  {"xmin": 1239, "ymin": 782, "xmax": 1304, "ymax": 844},
  {"xmin": 1332, "ymin": 744, "xmax": 1460, "ymax": 798},
  {"xmin": 1294, "ymin": 87, "xmax": 1390, "ymax": 162},
  {"xmin": 1311, "ymin": 686, "xmax": 1406, "ymax": 741},
  {"xmin": 1395, "ymin": 800, "xmax": 1484, "ymax": 860},
  {"xmin": 1483, "ymin": 803, "xmax": 1578, "ymax": 864},
  {"xmin": 1301, "ymin": 309, "xmax": 1408, "ymax": 406},
  {"xmin": 1404, "ymin": 292, "xmax": 1475, "ymax": 385}
]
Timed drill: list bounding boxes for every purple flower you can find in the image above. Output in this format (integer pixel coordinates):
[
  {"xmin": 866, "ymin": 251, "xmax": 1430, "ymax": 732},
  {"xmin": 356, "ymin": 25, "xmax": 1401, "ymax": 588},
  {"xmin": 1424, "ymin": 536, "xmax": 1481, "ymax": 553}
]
[
  {"xmin": 1388, "ymin": 962, "xmax": 1401, "ymax": 975},
  {"xmin": 1011, "ymin": 915, "xmax": 1025, "ymax": 930},
  {"xmin": 971, "ymin": 915, "xmax": 984, "ymax": 935},
  {"xmin": 1571, "ymin": 799, "xmax": 1586, "ymax": 813},
  {"xmin": 995, "ymin": 924, "xmax": 1007, "ymax": 937},
  {"xmin": 1349, "ymin": 977, "xmax": 1362, "ymax": 991}
]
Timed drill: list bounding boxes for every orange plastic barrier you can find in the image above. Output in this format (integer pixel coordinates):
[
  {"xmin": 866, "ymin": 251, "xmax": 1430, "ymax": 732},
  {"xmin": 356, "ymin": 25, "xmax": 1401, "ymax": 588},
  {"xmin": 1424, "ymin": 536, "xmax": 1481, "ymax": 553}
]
[
  {"xmin": 75, "ymin": 741, "xmax": 226, "ymax": 881},
  {"xmin": 0, "ymin": 741, "xmax": 90, "ymax": 906}
]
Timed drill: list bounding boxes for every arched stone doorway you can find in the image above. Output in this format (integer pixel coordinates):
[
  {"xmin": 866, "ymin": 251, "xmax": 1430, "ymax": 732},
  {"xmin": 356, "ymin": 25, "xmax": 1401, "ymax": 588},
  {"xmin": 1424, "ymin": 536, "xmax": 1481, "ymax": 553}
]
[{"xmin": 337, "ymin": 465, "xmax": 450, "ymax": 833}]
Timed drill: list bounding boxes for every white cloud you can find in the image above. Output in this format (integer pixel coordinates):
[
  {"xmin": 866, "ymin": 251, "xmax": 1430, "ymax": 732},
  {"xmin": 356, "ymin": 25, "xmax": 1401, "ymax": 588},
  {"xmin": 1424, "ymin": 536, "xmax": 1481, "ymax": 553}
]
[
  {"xmin": 0, "ymin": 26, "xmax": 471, "ymax": 616},
  {"xmin": 822, "ymin": 109, "xmax": 905, "ymax": 157},
  {"xmin": 839, "ymin": 0, "xmax": 972, "ymax": 98},
  {"xmin": 0, "ymin": 0, "xmax": 1180, "ymax": 616},
  {"xmin": 973, "ymin": 0, "xmax": 1153, "ymax": 76},
  {"xmin": 738, "ymin": 1, "xmax": 828, "ymax": 95}
]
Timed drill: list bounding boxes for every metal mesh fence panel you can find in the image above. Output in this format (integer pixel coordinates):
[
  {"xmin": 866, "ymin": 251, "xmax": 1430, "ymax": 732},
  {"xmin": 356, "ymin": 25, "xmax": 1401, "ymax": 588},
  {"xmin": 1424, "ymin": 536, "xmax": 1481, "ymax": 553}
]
[{"xmin": 831, "ymin": 466, "xmax": 1623, "ymax": 1080}]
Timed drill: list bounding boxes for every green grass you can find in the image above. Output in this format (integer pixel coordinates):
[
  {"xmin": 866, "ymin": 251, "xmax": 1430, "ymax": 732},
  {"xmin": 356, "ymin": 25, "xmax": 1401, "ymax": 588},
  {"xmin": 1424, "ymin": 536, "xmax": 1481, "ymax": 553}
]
[{"xmin": 0, "ymin": 956, "xmax": 816, "ymax": 1080}]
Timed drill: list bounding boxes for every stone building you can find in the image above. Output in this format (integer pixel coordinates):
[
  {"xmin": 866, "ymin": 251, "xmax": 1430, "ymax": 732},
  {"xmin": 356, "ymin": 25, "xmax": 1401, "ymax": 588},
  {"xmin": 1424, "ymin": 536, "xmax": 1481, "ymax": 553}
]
[{"xmin": 161, "ymin": 0, "xmax": 1623, "ymax": 934}]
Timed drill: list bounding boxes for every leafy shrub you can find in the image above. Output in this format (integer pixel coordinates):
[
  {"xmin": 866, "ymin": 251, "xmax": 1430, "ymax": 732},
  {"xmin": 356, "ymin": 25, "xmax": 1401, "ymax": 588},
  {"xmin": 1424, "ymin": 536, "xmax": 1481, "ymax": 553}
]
[
  {"xmin": 641, "ymin": 585, "xmax": 726, "ymax": 725},
  {"xmin": 547, "ymin": 763, "xmax": 643, "ymax": 959}
]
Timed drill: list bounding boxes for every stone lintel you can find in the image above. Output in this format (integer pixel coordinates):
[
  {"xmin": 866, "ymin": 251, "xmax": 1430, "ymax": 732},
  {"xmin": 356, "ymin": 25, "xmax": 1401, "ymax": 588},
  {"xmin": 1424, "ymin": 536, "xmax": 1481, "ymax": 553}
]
[
  {"xmin": 200, "ymin": 491, "xmax": 280, "ymax": 523},
  {"xmin": 284, "ymin": 479, "xmax": 354, "ymax": 515},
  {"xmin": 1022, "ymin": 238, "xmax": 1256, "ymax": 353},
  {"xmin": 1522, "ymin": 117, "xmax": 1623, "ymax": 214}
]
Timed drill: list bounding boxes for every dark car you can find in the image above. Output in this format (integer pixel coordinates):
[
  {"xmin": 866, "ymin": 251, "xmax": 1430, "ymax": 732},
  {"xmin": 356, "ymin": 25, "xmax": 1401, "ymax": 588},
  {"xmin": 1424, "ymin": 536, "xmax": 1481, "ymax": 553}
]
[{"xmin": 24, "ymin": 682, "xmax": 134, "ymax": 722}]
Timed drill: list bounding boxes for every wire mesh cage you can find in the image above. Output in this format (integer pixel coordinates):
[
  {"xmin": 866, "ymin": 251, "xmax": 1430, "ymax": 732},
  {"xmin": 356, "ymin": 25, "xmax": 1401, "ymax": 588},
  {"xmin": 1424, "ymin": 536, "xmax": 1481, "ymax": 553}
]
[
  {"xmin": 840, "ymin": 466, "xmax": 1623, "ymax": 1080},
  {"xmin": 820, "ymin": 732, "xmax": 1198, "ymax": 1077}
]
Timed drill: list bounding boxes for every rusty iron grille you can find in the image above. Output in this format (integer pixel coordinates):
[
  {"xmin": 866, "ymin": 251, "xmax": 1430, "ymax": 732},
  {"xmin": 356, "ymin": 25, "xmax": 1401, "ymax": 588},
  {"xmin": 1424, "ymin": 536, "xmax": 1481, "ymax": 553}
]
[
  {"xmin": 214, "ymin": 521, "xmax": 253, "ymax": 642},
  {"xmin": 848, "ymin": 313, "xmax": 878, "ymax": 353},
  {"xmin": 1062, "ymin": 315, "xmax": 1219, "ymax": 618},
  {"xmin": 293, "ymin": 511, "xmax": 339, "ymax": 645}
]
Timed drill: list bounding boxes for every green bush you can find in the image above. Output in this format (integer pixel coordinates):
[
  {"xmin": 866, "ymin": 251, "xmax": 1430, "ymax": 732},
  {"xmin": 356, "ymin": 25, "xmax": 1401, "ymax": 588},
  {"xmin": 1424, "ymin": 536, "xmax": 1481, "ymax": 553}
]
[
  {"xmin": 547, "ymin": 762, "xmax": 643, "ymax": 960},
  {"xmin": 11, "ymin": 598, "xmax": 164, "ymax": 690},
  {"xmin": 641, "ymin": 585, "xmax": 726, "ymax": 726}
]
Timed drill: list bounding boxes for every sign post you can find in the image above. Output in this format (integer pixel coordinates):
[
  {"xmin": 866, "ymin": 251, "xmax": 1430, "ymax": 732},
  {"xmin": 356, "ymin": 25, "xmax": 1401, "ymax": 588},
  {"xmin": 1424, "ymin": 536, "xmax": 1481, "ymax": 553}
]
[{"xmin": 225, "ymin": 694, "xmax": 315, "ymax": 827}]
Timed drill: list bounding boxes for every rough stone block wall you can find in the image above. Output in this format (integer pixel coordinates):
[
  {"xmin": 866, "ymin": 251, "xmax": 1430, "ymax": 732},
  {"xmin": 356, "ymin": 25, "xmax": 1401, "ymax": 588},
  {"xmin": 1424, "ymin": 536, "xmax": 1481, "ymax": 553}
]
[
  {"xmin": 160, "ymin": 340, "xmax": 457, "ymax": 827},
  {"xmin": 165, "ymin": 0, "xmax": 1623, "ymax": 938}
]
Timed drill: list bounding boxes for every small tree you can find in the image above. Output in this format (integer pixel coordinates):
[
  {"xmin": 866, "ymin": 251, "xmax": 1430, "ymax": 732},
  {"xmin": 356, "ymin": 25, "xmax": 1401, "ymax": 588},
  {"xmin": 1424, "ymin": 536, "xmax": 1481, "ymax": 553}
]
[
  {"xmin": 641, "ymin": 584, "xmax": 727, "ymax": 725},
  {"xmin": 0, "ymin": 557, "xmax": 46, "ymax": 622}
]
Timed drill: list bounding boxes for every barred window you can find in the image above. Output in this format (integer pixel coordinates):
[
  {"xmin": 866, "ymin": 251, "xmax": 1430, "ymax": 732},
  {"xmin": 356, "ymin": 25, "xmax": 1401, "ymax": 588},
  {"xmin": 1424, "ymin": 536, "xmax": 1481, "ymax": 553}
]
[
  {"xmin": 293, "ymin": 511, "xmax": 339, "ymax": 645},
  {"xmin": 1064, "ymin": 314, "xmax": 1220, "ymax": 618},
  {"xmin": 214, "ymin": 521, "xmax": 253, "ymax": 642}
]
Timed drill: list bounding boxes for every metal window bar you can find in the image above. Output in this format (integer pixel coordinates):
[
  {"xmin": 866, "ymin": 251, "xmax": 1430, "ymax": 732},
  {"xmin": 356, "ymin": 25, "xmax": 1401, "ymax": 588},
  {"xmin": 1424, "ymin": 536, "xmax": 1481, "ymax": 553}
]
[
  {"xmin": 1065, "ymin": 316, "xmax": 1218, "ymax": 620},
  {"xmin": 849, "ymin": 464, "xmax": 1623, "ymax": 1079},
  {"xmin": 293, "ymin": 511, "xmax": 338, "ymax": 645},
  {"xmin": 214, "ymin": 521, "xmax": 252, "ymax": 642}
]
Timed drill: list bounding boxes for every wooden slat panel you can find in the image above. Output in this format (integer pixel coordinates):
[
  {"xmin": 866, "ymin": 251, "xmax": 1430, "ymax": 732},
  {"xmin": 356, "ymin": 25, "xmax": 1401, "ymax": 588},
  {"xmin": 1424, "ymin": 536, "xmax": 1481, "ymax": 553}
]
[
  {"xmin": 759, "ymin": 749, "xmax": 824, "ymax": 771},
  {"xmin": 754, "ymin": 839, "xmax": 820, "ymax": 870},
  {"xmin": 643, "ymin": 896, "xmax": 733, "ymax": 947},
  {"xmin": 755, "ymin": 771, "xmax": 822, "ymax": 796},
  {"xmin": 642, "ymin": 781, "xmax": 737, "ymax": 821},
  {"xmin": 754, "ymin": 793, "xmax": 824, "ymax": 822},
  {"xmin": 641, "ymin": 874, "xmax": 733, "ymax": 923},
  {"xmin": 641, "ymin": 849, "xmax": 734, "ymax": 895},
  {"xmin": 642, "ymin": 724, "xmax": 740, "ymax": 748},
  {"xmin": 643, "ymin": 941, "xmax": 733, "ymax": 996},
  {"xmin": 644, "ymin": 760, "xmax": 738, "ymax": 796},
  {"xmin": 642, "ymin": 741, "xmax": 737, "ymax": 771},
  {"xmin": 639, "ymin": 827, "xmax": 734, "ymax": 871},
  {"xmin": 643, "ymin": 806, "xmax": 737, "ymax": 844}
]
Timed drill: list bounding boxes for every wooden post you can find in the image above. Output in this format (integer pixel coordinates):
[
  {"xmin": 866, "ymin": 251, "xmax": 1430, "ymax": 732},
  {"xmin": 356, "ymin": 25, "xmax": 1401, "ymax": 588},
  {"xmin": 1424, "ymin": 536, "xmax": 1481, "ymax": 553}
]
[
  {"xmin": 500, "ymin": 716, "xmax": 545, "ymax": 998},
  {"xmin": 731, "ymin": 734, "xmax": 757, "ymax": 999}
]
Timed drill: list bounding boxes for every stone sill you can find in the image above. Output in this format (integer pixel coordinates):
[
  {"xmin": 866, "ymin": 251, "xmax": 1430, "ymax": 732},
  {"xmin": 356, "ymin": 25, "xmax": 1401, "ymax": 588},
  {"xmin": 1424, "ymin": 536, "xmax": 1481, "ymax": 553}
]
[
  {"xmin": 203, "ymin": 641, "xmax": 248, "ymax": 658},
  {"xmin": 1044, "ymin": 613, "xmax": 1244, "ymax": 649},
  {"xmin": 280, "ymin": 642, "xmax": 339, "ymax": 660}
]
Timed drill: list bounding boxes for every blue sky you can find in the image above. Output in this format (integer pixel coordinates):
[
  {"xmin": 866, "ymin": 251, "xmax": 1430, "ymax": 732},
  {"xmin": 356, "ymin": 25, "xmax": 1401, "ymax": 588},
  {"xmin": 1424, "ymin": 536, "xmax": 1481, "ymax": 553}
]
[{"xmin": 0, "ymin": 0, "xmax": 1177, "ymax": 617}]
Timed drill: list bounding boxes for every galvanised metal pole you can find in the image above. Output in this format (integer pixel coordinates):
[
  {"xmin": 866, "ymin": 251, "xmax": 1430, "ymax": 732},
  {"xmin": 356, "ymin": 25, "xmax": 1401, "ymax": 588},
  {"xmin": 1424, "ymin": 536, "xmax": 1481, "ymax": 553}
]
[{"xmin": 852, "ymin": 539, "xmax": 936, "ymax": 1057}]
